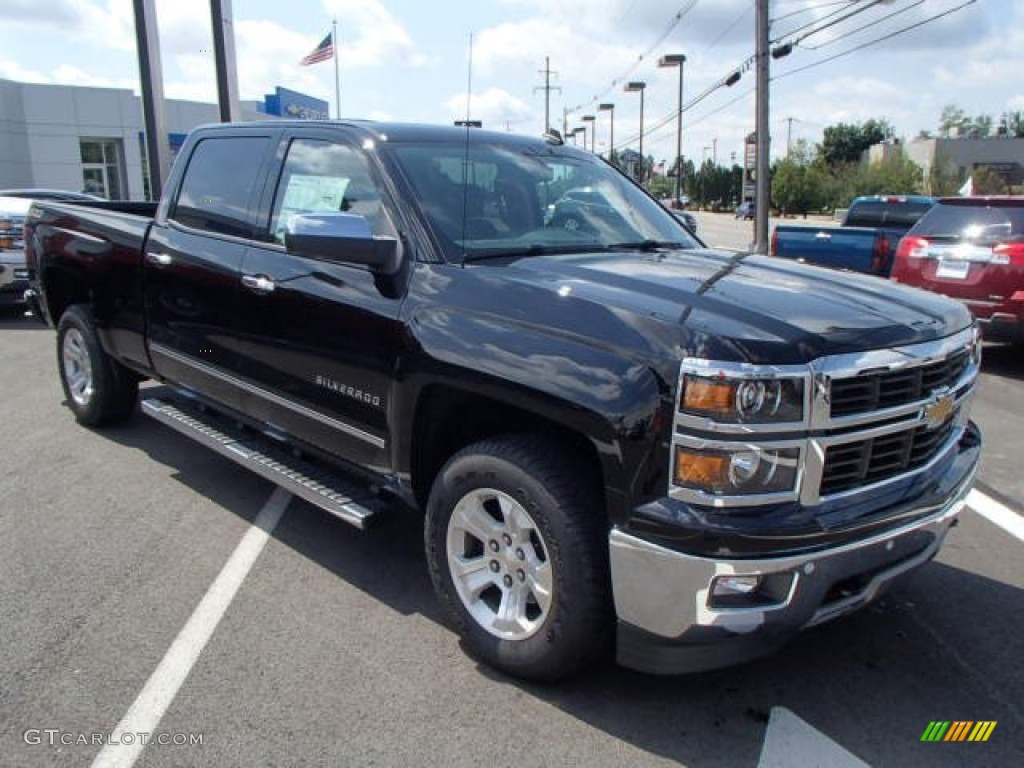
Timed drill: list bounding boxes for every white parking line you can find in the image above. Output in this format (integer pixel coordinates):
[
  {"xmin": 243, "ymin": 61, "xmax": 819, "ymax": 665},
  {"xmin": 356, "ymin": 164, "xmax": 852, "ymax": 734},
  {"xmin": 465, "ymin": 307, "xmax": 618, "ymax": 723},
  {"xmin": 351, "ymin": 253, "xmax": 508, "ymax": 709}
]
[
  {"xmin": 968, "ymin": 489, "xmax": 1024, "ymax": 542},
  {"xmin": 91, "ymin": 487, "xmax": 291, "ymax": 768}
]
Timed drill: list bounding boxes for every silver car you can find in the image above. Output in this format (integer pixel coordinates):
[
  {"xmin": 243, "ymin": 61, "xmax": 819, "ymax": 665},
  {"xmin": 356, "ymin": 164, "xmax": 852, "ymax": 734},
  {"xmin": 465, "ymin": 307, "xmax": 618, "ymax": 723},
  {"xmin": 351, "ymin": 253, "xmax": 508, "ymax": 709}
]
[{"xmin": 0, "ymin": 196, "xmax": 32, "ymax": 315}]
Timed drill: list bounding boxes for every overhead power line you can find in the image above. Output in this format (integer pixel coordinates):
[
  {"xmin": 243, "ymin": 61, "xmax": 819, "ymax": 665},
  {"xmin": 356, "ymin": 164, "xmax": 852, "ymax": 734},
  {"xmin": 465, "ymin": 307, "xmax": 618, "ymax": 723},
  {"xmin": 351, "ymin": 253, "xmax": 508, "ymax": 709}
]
[
  {"xmin": 565, "ymin": 1, "xmax": 698, "ymax": 116},
  {"xmin": 771, "ymin": 0, "xmax": 859, "ymax": 27},
  {"xmin": 773, "ymin": 0, "xmax": 890, "ymax": 45},
  {"xmin": 800, "ymin": 0, "xmax": 926, "ymax": 50},
  {"xmin": 772, "ymin": 0, "xmax": 886, "ymax": 43},
  {"xmin": 773, "ymin": 0, "xmax": 978, "ymax": 81}
]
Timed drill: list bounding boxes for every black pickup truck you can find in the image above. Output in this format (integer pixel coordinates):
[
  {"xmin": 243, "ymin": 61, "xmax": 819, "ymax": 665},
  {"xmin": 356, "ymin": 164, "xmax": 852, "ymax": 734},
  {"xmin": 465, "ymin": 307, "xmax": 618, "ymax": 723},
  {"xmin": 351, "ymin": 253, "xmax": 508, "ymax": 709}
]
[{"xmin": 25, "ymin": 122, "xmax": 981, "ymax": 680}]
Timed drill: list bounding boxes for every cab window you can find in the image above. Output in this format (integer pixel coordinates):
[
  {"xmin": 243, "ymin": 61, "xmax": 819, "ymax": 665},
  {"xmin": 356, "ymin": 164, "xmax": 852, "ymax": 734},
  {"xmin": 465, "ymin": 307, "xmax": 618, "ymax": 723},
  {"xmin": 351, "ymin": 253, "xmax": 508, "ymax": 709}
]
[
  {"xmin": 269, "ymin": 138, "xmax": 396, "ymax": 245},
  {"xmin": 171, "ymin": 136, "xmax": 269, "ymax": 237}
]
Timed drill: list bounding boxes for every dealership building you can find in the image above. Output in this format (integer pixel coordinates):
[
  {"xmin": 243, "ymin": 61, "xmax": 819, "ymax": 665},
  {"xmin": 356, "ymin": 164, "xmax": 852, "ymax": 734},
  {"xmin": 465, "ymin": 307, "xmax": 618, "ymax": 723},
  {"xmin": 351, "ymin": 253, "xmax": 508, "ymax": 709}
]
[{"xmin": 0, "ymin": 78, "xmax": 328, "ymax": 200}]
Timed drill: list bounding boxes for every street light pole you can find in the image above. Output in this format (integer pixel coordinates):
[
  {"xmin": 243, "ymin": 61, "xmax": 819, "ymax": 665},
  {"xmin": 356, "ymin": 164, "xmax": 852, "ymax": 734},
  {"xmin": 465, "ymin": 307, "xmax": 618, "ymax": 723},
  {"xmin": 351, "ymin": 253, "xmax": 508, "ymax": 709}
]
[
  {"xmin": 658, "ymin": 54, "xmax": 686, "ymax": 204},
  {"xmin": 598, "ymin": 102, "xmax": 610, "ymax": 161},
  {"xmin": 582, "ymin": 114, "xmax": 595, "ymax": 152},
  {"xmin": 598, "ymin": 103, "xmax": 615, "ymax": 161},
  {"xmin": 624, "ymin": 81, "xmax": 646, "ymax": 182}
]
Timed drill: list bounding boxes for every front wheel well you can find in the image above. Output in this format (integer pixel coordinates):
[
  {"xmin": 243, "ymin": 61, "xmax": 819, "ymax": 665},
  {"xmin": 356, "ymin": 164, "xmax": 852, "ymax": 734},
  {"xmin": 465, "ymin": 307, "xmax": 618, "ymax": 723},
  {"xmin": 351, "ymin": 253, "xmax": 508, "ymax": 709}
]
[{"xmin": 410, "ymin": 385, "xmax": 605, "ymax": 518}]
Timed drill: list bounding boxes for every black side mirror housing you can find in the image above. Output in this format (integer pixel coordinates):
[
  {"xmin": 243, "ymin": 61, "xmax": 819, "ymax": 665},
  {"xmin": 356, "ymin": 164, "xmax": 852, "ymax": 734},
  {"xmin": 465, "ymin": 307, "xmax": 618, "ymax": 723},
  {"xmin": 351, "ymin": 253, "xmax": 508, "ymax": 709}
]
[{"xmin": 284, "ymin": 213, "xmax": 401, "ymax": 275}]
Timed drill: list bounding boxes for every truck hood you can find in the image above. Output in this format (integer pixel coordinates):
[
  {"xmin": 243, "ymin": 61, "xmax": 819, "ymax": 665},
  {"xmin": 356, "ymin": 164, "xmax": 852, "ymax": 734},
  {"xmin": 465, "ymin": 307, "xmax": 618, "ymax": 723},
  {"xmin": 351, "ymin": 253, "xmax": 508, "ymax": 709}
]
[{"xmin": 497, "ymin": 247, "xmax": 972, "ymax": 365}]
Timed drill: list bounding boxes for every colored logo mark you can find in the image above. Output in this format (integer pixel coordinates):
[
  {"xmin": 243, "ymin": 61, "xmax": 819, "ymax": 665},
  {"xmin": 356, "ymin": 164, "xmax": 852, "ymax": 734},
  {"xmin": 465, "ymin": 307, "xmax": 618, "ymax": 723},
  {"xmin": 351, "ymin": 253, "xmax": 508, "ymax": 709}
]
[{"xmin": 921, "ymin": 721, "xmax": 996, "ymax": 742}]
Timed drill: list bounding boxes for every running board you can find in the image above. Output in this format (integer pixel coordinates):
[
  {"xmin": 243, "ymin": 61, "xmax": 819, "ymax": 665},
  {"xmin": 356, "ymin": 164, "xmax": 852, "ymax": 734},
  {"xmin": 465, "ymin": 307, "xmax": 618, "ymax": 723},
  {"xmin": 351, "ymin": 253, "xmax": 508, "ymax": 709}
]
[{"xmin": 141, "ymin": 397, "xmax": 386, "ymax": 529}]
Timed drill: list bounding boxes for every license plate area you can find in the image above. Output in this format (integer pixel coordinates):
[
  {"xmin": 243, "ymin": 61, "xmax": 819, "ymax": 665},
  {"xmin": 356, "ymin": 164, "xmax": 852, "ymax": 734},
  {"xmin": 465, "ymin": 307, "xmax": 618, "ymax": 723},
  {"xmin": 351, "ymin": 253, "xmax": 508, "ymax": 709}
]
[{"xmin": 936, "ymin": 260, "xmax": 970, "ymax": 279}]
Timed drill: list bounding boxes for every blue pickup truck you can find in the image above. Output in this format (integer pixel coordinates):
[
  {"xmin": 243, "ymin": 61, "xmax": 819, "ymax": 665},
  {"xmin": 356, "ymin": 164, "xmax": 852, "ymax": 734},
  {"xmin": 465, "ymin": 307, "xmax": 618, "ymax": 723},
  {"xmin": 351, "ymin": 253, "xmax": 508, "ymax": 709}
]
[{"xmin": 771, "ymin": 195, "xmax": 936, "ymax": 276}]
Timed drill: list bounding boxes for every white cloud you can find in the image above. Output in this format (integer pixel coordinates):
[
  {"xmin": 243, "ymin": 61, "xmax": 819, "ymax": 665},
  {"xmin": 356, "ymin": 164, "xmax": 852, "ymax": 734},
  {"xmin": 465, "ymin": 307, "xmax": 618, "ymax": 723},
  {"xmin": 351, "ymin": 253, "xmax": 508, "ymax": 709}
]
[
  {"xmin": 0, "ymin": 58, "xmax": 50, "ymax": 85},
  {"xmin": 445, "ymin": 87, "xmax": 532, "ymax": 129}
]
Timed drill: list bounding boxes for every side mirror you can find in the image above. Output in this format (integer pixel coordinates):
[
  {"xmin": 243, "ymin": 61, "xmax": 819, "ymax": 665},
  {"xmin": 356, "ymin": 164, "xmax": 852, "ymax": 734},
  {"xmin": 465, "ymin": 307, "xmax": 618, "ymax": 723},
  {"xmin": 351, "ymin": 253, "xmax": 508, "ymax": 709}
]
[{"xmin": 284, "ymin": 212, "xmax": 401, "ymax": 275}]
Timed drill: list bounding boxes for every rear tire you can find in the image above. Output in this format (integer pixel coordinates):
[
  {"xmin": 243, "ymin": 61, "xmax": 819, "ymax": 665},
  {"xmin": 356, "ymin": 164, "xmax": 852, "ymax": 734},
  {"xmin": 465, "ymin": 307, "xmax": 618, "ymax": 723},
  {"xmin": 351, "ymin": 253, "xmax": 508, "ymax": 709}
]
[
  {"xmin": 425, "ymin": 435, "xmax": 611, "ymax": 681},
  {"xmin": 57, "ymin": 305, "xmax": 138, "ymax": 426}
]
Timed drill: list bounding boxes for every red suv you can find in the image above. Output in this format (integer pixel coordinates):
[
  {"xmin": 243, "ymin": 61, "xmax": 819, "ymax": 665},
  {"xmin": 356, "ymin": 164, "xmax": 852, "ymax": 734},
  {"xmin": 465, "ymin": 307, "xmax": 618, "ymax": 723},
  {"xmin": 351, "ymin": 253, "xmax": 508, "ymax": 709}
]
[{"xmin": 892, "ymin": 196, "xmax": 1024, "ymax": 342}]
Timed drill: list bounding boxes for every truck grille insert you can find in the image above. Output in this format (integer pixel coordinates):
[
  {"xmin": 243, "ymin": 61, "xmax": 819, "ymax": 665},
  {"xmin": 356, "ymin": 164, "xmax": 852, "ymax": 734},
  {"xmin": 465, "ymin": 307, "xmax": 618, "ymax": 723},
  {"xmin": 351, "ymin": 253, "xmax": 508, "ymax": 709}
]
[
  {"xmin": 828, "ymin": 348, "xmax": 969, "ymax": 418},
  {"xmin": 820, "ymin": 418, "xmax": 956, "ymax": 495}
]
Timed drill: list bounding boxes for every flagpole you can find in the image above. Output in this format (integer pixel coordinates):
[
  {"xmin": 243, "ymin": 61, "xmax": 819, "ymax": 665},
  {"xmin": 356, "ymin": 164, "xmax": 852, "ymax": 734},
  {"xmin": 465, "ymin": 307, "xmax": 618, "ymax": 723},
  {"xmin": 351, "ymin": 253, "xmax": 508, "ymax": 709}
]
[{"xmin": 333, "ymin": 19, "xmax": 340, "ymax": 119}]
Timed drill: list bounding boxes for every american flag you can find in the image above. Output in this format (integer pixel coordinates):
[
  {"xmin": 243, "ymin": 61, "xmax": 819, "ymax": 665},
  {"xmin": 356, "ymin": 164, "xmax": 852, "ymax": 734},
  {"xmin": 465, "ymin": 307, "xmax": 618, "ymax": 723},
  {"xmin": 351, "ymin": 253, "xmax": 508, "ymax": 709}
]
[{"xmin": 300, "ymin": 32, "xmax": 333, "ymax": 66}]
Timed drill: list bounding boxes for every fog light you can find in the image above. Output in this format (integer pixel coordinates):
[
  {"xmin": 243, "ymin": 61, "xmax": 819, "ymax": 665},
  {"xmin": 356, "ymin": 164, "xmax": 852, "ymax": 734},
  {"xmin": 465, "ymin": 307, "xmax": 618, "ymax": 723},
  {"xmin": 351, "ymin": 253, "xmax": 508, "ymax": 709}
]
[
  {"xmin": 709, "ymin": 572, "xmax": 797, "ymax": 609},
  {"xmin": 713, "ymin": 575, "xmax": 760, "ymax": 596}
]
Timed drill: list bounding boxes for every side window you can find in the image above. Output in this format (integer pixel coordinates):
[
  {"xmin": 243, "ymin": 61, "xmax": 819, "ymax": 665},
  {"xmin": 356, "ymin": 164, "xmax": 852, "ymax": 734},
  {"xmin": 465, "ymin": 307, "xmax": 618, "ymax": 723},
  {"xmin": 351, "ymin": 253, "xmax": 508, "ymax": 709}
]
[
  {"xmin": 270, "ymin": 138, "xmax": 396, "ymax": 244},
  {"xmin": 171, "ymin": 137, "xmax": 269, "ymax": 237}
]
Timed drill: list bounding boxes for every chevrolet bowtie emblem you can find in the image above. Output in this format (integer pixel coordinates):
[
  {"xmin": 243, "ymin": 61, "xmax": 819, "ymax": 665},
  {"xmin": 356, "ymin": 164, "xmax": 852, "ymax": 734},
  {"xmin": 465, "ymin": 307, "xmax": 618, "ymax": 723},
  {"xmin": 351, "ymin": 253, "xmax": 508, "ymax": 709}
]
[{"xmin": 923, "ymin": 391, "xmax": 955, "ymax": 430}]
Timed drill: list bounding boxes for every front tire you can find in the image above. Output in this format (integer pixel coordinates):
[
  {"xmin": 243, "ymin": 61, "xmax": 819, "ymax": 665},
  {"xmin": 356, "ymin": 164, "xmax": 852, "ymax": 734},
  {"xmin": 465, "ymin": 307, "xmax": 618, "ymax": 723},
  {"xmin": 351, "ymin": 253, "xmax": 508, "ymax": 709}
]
[
  {"xmin": 57, "ymin": 305, "xmax": 138, "ymax": 426},
  {"xmin": 425, "ymin": 435, "xmax": 610, "ymax": 681}
]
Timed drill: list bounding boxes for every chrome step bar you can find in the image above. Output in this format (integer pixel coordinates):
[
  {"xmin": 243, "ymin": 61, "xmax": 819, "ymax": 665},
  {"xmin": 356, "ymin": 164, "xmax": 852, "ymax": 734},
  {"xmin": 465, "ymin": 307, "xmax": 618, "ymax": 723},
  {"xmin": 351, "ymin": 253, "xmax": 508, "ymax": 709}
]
[{"xmin": 141, "ymin": 397, "xmax": 384, "ymax": 529}]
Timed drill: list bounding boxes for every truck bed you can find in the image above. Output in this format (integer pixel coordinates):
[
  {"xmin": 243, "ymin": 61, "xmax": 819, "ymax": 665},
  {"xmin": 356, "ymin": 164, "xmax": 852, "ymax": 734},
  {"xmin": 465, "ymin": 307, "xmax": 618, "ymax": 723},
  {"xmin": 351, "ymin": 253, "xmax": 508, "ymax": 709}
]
[{"xmin": 771, "ymin": 224, "xmax": 893, "ymax": 275}]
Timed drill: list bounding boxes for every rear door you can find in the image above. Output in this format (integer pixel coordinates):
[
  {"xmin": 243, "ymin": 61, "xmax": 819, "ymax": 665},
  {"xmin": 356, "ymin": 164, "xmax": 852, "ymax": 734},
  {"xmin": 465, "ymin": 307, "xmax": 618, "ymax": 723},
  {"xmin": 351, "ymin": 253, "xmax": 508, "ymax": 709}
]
[
  {"xmin": 234, "ymin": 129, "xmax": 408, "ymax": 470},
  {"xmin": 144, "ymin": 130, "xmax": 278, "ymax": 411}
]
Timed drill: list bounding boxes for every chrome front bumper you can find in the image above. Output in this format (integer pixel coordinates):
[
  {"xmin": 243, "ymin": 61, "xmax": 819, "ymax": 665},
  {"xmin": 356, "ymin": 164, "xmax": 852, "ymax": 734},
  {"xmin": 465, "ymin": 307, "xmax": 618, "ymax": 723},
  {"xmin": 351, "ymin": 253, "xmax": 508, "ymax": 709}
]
[{"xmin": 609, "ymin": 437, "xmax": 979, "ymax": 675}]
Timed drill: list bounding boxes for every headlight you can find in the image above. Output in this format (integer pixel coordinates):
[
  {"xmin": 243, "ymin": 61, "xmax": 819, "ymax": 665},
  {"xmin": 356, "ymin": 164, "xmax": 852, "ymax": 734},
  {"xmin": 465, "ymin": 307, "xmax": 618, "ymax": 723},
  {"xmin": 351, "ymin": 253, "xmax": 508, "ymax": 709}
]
[
  {"xmin": 673, "ymin": 444, "xmax": 800, "ymax": 497},
  {"xmin": 680, "ymin": 373, "xmax": 804, "ymax": 424}
]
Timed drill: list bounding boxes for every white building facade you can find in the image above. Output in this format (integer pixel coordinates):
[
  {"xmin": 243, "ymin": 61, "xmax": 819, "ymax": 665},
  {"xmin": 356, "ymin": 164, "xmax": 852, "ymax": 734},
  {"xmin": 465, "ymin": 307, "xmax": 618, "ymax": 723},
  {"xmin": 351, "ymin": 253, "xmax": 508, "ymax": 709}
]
[{"xmin": 0, "ymin": 79, "xmax": 326, "ymax": 200}]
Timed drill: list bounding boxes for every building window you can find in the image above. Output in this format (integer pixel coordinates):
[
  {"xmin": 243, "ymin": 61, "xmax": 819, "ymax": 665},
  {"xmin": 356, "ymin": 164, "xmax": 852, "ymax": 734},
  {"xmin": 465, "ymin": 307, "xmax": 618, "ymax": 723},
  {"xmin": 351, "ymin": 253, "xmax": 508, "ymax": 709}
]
[{"xmin": 80, "ymin": 138, "xmax": 124, "ymax": 199}]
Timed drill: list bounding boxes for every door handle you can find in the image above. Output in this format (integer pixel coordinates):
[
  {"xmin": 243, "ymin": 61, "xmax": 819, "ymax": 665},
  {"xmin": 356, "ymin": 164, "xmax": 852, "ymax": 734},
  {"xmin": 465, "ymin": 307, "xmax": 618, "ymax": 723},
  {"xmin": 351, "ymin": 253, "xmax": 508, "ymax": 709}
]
[
  {"xmin": 145, "ymin": 251, "xmax": 173, "ymax": 267},
  {"xmin": 814, "ymin": 231, "xmax": 832, "ymax": 240},
  {"xmin": 241, "ymin": 274, "xmax": 276, "ymax": 294}
]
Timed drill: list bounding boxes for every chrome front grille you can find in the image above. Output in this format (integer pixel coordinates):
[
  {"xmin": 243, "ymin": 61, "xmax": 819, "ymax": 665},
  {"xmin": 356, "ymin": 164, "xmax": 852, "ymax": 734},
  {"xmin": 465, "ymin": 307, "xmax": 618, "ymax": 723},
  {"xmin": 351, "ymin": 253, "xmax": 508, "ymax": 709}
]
[
  {"xmin": 829, "ymin": 348, "xmax": 970, "ymax": 418},
  {"xmin": 820, "ymin": 417, "xmax": 957, "ymax": 496},
  {"xmin": 804, "ymin": 326, "xmax": 979, "ymax": 503},
  {"xmin": 669, "ymin": 327, "xmax": 980, "ymax": 509}
]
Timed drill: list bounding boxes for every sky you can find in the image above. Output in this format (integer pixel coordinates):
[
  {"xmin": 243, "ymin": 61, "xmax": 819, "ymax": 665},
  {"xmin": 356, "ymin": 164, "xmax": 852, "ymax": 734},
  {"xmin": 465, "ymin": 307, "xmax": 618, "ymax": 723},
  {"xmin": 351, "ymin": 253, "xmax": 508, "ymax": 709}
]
[{"xmin": 0, "ymin": 0, "xmax": 1018, "ymax": 167}]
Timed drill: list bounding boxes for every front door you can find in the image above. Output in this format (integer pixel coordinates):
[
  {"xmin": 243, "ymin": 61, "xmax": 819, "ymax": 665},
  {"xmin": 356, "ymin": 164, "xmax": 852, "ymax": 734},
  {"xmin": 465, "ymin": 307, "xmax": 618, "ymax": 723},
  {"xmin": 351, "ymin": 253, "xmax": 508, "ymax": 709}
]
[{"xmin": 236, "ymin": 133, "xmax": 407, "ymax": 470}]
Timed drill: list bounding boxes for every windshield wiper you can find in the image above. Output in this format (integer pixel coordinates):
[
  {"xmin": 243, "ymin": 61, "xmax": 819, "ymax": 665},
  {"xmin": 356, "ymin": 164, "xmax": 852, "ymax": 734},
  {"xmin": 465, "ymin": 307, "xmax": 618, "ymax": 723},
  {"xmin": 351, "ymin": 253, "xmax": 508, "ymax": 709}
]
[
  {"xmin": 461, "ymin": 243, "xmax": 607, "ymax": 262},
  {"xmin": 607, "ymin": 239, "xmax": 687, "ymax": 251}
]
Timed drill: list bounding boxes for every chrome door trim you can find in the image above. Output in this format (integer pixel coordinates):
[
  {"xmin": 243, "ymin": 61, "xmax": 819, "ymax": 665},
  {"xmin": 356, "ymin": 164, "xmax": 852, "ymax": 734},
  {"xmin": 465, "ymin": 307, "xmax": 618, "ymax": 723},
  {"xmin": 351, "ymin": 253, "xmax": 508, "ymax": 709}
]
[{"xmin": 150, "ymin": 342, "xmax": 386, "ymax": 450}]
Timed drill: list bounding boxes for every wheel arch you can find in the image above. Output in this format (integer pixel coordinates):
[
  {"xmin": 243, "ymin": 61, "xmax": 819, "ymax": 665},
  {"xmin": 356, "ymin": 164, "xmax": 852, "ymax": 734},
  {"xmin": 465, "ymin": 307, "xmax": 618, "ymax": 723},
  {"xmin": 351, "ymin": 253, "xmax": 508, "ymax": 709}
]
[{"xmin": 408, "ymin": 383, "xmax": 612, "ymax": 523}]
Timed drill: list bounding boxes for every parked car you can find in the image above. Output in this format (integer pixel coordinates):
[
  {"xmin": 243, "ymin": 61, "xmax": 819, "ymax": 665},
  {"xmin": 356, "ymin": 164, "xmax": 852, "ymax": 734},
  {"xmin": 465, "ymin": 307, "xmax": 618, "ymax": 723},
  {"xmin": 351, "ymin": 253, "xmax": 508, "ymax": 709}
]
[
  {"xmin": 771, "ymin": 195, "xmax": 936, "ymax": 276},
  {"xmin": 735, "ymin": 201, "xmax": 755, "ymax": 220},
  {"xmin": 0, "ymin": 195, "xmax": 33, "ymax": 314},
  {"xmin": 892, "ymin": 196, "xmax": 1024, "ymax": 343},
  {"xmin": 27, "ymin": 121, "xmax": 981, "ymax": 680},
  {"xmin": 670, "ymin": 209, "xmax": 700, "ymax": 237},
  {"xmin": 546, "ymin": 186, "xmax": 630, "ymax": 234}
]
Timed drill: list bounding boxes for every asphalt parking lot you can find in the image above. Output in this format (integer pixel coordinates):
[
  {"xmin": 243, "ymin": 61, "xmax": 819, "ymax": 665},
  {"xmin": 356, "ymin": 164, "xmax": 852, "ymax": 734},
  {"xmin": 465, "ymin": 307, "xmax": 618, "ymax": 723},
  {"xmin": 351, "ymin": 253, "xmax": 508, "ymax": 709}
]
[{"xmin": 2, "ymin": 238, "xmax": 1022, "ymax": 767}]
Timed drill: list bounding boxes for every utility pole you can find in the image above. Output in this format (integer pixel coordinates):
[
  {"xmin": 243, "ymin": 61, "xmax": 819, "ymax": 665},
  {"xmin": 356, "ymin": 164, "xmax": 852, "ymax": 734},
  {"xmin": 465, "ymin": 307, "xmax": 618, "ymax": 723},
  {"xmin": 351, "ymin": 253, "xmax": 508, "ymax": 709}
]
[
  {"xmin": 210, "ymin": 0, "xmax": 241, "ymax": 122},
  {"xmin": 753, "ymin": 0, "xmax": 771, "ymax": 254},
  {"xmin": 132, "ymin": 0, "xmax": 171, "ymax": 199},
  {"xmin": 534, "ymin": 57, "xmax": 561, "ymax": 134},
  {"xmin": 786, "ymin": 116, "xmax": 798, "ymax": 155},
  {"xmin": 712, "ymin": 137, "xmax": 718, "ymax": 165}
]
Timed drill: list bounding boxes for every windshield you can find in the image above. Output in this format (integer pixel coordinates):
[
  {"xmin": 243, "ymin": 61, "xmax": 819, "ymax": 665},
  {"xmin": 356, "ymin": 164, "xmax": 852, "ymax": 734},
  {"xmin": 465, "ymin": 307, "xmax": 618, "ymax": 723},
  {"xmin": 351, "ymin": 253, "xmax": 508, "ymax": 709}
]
[{"xmin": 385, "ymin": 140, "xmax": 700, "ymax": 261}]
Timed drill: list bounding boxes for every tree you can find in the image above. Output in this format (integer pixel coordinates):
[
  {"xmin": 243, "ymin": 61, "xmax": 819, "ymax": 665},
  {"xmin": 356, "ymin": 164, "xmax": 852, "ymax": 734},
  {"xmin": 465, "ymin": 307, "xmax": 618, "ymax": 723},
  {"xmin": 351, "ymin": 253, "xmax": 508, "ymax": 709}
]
[
  {"xmin": 999, "ymin": 111, "xmax": 1024, "ymax": 138},
  {"xmin": 818, "ymin": 118, "xmax": 894, "ymax": 167},
  {"xmin": 851, "ymin": 150, "xmax": 923, "ymax": 197},
  {"xmin": 771, "ymin": 140, "xmax": 829, "ymax": 215},
  {"xmin": 939, "ymin": 104, "xmax": 968, "ymax": 137},
  {"xmin": 938, "ymin": 104, "xmax": 993, "ymax": 138},
  {"xmin": 925, "ymin": 149, "xmax": 966, "ymax": 196},
  {"xmin": 972, "ymin": 166, "xmax": 1008, "ymax": 194}
]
